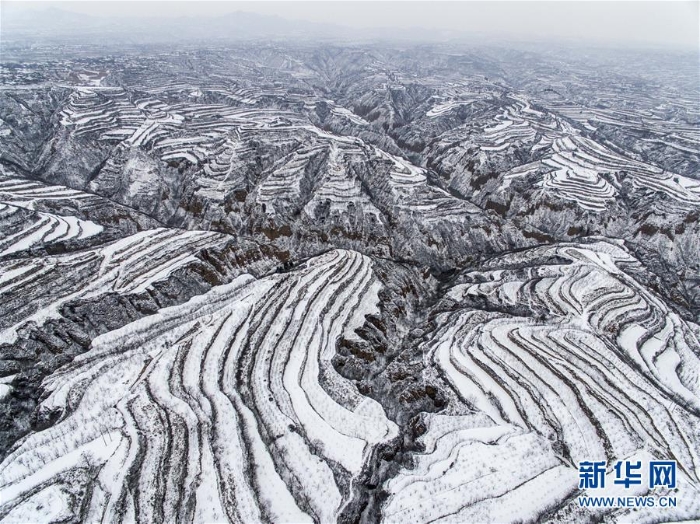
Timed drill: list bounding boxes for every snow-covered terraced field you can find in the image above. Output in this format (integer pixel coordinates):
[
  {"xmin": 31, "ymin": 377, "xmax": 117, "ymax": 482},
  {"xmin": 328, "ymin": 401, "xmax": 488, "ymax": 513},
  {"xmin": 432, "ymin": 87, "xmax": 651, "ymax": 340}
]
[
  {"xmin": 0, "ymin": 227, "xmax": 243, "ymax": 337},
  {"xmin": 385, "ymin": 241, "xmax": 700, "ymax": 522},
  {"xmin": 426, "ymin": 98, "xmax": 480, "ymax": 117},
  {"xmin": 330, "ymin": 106, "xmax": 369, "ymax": 126},
  {"xmin": 0, "ymin": 176, "xmax": 101, "ymax": 209},
  {"xmin": 58, "ymin": 86, "xmax": 312, "ymax": 171},
  {"xmin": 477, "ymin": 103, "xmax": 540, "ymax": 151},
  {"xmin": 552, "ymin": 104, "xmax": 700, "ymax": 156},
  {"xmin": 255, "ymin": 143, "xmax": 327, "ymax": 215},
  {"xmin": 428, "ymin": 93, "xmax": 700, "ymax": 212},
  {"xmin": 0, "ymin": 204, "xmax": 103, "ymax": 256},
  {"xmin": 60, "ymin": 88, "xmax": 146, "ymax": 139},
  {"xmin": 525, "ymin": 134, "xmax": 700, "ymax": 210},
  {"xmin": 463, "ymin": 102, "xmax": 700, "ymax": 211},
  {"xmin": 373, "ymin": 148, "xmax": 479, "ymax": 223},
  {"xmin": 0, "ymin": 250, "xmax": 397, "ymax": 523},
  {"xmin": 0, "ymin": 175, "xmax": 106, "ymax": 256},
  {"xmin": 303, "ymin": 143, "xmax": 382, "ymax": 221},
  {"xmin": 537, "ymin": 137, "xmax": 618, "ymax": 211}
]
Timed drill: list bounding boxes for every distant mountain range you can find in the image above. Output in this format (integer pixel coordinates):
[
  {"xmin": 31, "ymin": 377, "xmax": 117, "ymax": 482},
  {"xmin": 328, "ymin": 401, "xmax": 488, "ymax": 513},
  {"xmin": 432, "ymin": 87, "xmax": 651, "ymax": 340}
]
[{"xmin": 1, "ymin": 6, "xmax": 471, "ymax": 45}]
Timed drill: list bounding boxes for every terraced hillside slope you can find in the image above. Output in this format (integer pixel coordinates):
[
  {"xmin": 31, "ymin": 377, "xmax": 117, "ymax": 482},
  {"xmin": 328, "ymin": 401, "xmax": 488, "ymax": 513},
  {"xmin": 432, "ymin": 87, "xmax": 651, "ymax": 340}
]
[{"xmin": 0, "ymin": 41, "xmax": 699, "ymax": 523}]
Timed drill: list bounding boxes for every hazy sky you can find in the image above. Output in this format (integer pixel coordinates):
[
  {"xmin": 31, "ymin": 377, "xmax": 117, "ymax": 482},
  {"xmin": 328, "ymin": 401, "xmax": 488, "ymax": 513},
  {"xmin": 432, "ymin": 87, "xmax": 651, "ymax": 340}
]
[{"xmin": 5, "ymin": 1, "xmax": 699, "ymax": 49}]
